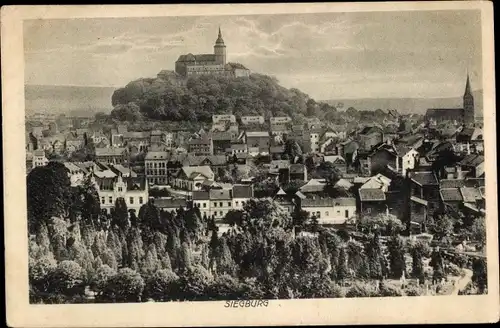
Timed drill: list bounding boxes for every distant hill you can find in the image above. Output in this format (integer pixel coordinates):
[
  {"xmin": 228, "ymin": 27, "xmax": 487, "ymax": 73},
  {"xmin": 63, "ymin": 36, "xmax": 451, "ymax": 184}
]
[
  {"xmin": 323, "ymin": 89, "xmax": 483, "ymax": 118},
  {"xmin": 25, "ymin": 84, "xmax": 116, "ymax": 117},
  {"xmin": 110, "ymin": 72, "xmax": 319, "ymax": 122}
]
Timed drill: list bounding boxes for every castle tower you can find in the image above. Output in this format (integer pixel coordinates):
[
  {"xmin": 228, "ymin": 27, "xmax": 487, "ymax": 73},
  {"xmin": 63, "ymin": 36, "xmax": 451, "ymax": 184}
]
[
  {"xmin": 214, "ymin": 27, "xmax": 226, "ymax": 65},
  {"xmin": 463, "ymin": 73, "xmax": 475, "ymax": 125}
]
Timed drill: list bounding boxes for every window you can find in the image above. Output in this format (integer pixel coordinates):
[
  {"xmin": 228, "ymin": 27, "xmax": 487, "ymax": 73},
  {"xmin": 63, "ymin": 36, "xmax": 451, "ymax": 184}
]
[
  {"xmin": 366, "ymin": 208, "xmax": 372, "ymax": 214},
  {"xmin": 219, "ymin": 202, "xmax": 223, "ymax": 207},
  {"xmin": 101, "ymin": 197, "xmax": 105, "ymax": 204},
  {"xmin": 118, "ymin": 187, "xmax": 123, "ymax": 192},
  {"xmin": 139, "ymin": 197, "xmax": 143, "ymax": 204},
  {"xmin": 228, "ymin": 202, "xmax": 231, "ymax": 207},
  {"xmin": 235, "ymin": 201, "xmax": 239, "ymax": 206},
  {"xmin": 316, "ymin": 211, "xmax": 321, "ymax": 218},
  {"xmin": 130, "ymin": 197, "xmax": 134, "ymax": 204},
  {"xmin": 203, "ymin": 203, "xmax": 206, "ymax": 208},
  {"xmin": 241, "ymin": 201, "xmax": 245, "ymax": 205},
  {"xmin": 220, "ymin": 211, "xmax": 223, "ymax": 217},
  {"xmin": 325, "ymin": 211, "xmax": 329, "ymax": 216},
  {"xmin": 345, "ymin": 210, "xmax": 349, "ymax": 218},
  {"xmin": 109, "ymin": 196, "xmax": 113, "ymax": 204}
]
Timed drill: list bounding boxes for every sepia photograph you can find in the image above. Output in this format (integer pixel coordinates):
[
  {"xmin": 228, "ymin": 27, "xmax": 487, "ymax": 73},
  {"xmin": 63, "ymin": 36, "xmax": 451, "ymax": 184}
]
[{"xmin": 3, "ymin": 2, "xmax": 499, "ymax": 327}]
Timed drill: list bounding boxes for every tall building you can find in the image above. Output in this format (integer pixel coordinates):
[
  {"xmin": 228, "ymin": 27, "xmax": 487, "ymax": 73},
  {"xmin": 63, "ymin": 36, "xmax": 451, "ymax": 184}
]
[
  {"xmin": 425, "ymin": 74, "xmax": 475, "ymax": 125},
  {"xmin": 174, "ymin": 28, "xmax": 250, "ymax": 78}
]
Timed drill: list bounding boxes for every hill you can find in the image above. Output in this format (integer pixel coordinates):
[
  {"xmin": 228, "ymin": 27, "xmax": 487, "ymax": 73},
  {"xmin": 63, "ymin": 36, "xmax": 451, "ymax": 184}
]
[
  {"xmin": 323, "ymin": 89, "xmax": 484, "ymax": 118},
  {"xmin": 110, "ymin": 72, "xmax": 325, "ymax": 123},
  {"xmin": 25, "ymin": 84, "xmax": 116, "ymax": 117}
]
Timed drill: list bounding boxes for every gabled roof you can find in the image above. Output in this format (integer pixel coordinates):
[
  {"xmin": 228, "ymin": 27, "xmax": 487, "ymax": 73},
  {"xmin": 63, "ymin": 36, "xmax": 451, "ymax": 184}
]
[
  {"xmin": 299, "ymin": 179, "xmax": 326, "ymax": 193},
  {"xmin": 440, "ymin": 179, "xmax": 466, "ymax": 189},
  {"xmin": 359, "ymin": 188, "xmax": 386, "ymax": 202},
  {"xmin": 276, "ymin": 188, "xmax": 287, "ymax": 196},
  {"xmin": 460, "ymin": 187, "xmax": 482, "ymax": 203},
  {"xmin": 177, "ymin": 53, "xmax": 216, "ymax": 62},
  {"xmin": 233, "ymin": 184, "xmax": 253, "ymax": 198},
  {"xmin": 411, "ymin": 171, "xmax": 438, "ymax": 186},
  {"xmin": 440, "ymin": 188, "xmax": 463, "ymax": 202},
  {"xmin": 181, "ymin": 166, "xmax": 214, "ymax": 180},
  {"xmin": 211, "ymin": 131, "xmax": 234, "ymax": 141},
  {"xmin": 359, "ymin": 126, "xmax": 382, "ymax": 135}
]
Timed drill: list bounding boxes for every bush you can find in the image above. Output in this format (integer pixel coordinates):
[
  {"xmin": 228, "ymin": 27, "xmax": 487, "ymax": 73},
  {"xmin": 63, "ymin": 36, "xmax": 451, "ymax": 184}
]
[
  {"xmin": 405, "ymin": 286, "xmax": 424, "ymax": 296},
  {"xmin": 378, "ymin": 282, "xmax": 404, "ymax": 297},
  {"xmin": 345, "ymin": 282, "xmax": 377, "ymax": 298},
  {"xmin": 144, "ymin": 269, "xmax": 179, "ymax": 302}
]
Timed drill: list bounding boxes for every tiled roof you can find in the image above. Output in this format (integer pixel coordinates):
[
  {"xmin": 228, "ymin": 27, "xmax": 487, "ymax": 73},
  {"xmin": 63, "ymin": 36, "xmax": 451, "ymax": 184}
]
[
  {"xmin": 460, "ymin": 187, "xmax": 482, "ymax": 203},
  {"xmin": 359, "ymin": 188, "xmax": 386, "ymax": 201},
  {"xmin": 192, "ymin": 191, "xmax": 210, "ymax": 200},
  {"xmin": 440, "ymin": 179, "xmax": 466, "ymax": 189},
  {"xmin": 177, "ymin": 53, "xmax": 216, "ymax": 62},
  {"xmin": 411, "ymin": 171, "xmax": 438, "ymax": 186},
  {"xmin": 440, "ymin": 188, "xmax": 463, "ymax": 202},
  {"xmin": 464, "ymin": 178, "xmax": 485, "ymax": 187},
  {"xmin": 301, "ymin": 197, "xmax": 356, "ymax": 207},
  {"xmin": 233, "ymin": 184, "xmax": 253, "ymax": 198},
  {"xmin": 181, "ymin": 166, "xmax": 214, "ymax": 180},
  {"xmin": 212, "ymin": 131, "xmax": 234, "ymax": 141},
  {"xmin": 123, "ymin": 131, "xmax": 150, "ymax": 139},
  {"xmin": 299, "ymin": 179, "xmax": 326, "ymax": 193},
  {"xmin": 209, "ymin": 189, "xmax": 232, "ymax": 200}
]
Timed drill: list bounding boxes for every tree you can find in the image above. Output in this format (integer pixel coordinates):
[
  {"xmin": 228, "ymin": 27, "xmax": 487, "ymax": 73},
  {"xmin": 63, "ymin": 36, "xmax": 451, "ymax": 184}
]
[
  {"xmin": 366, "ymin": 233, "xmax": 385, "ymax": 279},
  {"xmin": 99, "ymin": 268, "xmax": 145, "ymax": 303},
  {"xmin": 284, "ymin": 139, "xmax": 303, "ymax": 160},
  {"xmin": 112, "ymin": 197, "xmax": 129, "ymax": 231},
  {"xmin": 409, "ymin": 240, "xmax": 431, "ymax": 283},
  {"xmin": 387, "ymin": 236, "xmax": 406, "ymax": 279},
  {"xmin": 90, "ymin": 264, "xmax": 116, "ymax": 297},
  {"xmin": 27, "ymin": 162, "xmax": 72, "ymax": 233},
  {"xmin": 470, "ymin": 217, "xmax": 486, "ymax": 250},
  {"xmin": 471, "ymin": 258, "xmax": 487, "ymax": 294},
  {"xmin": 47, "ymin": 260, "xmax": 84, "ymax": 298},
  {"xmin": 336, "ymin": 245, "xmax": 348, "ymax": 284},
  {"xmin": 243, "ymin": 198, "xmax": 292, "ymax": 231},
  {"xmin": 175, "ymin": 265, "xmax": 214, "ymax": 301},
  {"xmin": 208, "ymin": 274, "xmax": 244, "ymax": 300},
  {"xmin": 144, "ymin": 269, "xmax": 179, "ymax": 301},
  {"xmin": 428, "ymin": 213, "xmax": 454, "ymax": 240},
  {"xmin": 317, "ymin": 161, "xmax": 342, "ymax": 185}
]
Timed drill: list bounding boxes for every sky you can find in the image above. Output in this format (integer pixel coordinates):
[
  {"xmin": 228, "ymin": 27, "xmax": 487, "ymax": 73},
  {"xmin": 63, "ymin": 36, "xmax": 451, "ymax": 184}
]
[{"xmin": 24, "ymin": 10, "xmax": 483, "ymax": 100}]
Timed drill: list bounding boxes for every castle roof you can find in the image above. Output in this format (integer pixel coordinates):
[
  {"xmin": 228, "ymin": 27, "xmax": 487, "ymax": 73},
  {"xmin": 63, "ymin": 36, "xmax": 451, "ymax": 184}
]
[{"xmin": 177, "ymin": 53, "xmax": 216, "ymax": 63}]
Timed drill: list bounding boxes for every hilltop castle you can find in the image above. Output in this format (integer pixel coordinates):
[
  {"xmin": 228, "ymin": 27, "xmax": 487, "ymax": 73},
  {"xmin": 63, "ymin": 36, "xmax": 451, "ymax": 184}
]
[
  {"xmin": 172, "ymin": 27, "xmax": 250, "ymax": 78},
  {"xmin": 425, "ymin": 74, "xmax": 475, "ymax": 126}
]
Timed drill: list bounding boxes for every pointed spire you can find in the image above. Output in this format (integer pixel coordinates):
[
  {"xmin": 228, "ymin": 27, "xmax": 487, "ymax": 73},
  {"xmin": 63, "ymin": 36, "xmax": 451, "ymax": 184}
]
[
  {"xmin": 465, "ymin": 71, "xmax": 472, "ymax": 95},
  {"xmin": 215, "ymin": 26, "xmax": 224, "ymax": 44}
]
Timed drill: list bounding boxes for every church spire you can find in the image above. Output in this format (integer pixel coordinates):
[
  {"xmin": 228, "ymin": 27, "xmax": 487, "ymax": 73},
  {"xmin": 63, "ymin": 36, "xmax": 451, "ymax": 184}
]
[{"xmin": 464, "ymin": 71, "xmax": 472, "ymax": 95}]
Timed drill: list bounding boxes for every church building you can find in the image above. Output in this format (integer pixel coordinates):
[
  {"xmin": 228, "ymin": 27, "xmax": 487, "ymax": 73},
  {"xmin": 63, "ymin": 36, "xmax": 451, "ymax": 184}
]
[
  {"xmin": 425, "ymin": 74, "xmax": 475, "ymax": 126},
  {"xmin": 174, "ymin": 28, "xmax": 250, "ymax": 78}
]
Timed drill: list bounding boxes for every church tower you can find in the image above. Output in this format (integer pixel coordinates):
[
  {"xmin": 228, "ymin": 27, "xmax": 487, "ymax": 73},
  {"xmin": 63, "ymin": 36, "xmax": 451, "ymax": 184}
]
[
  {"xmin": 463, "ymin": 73, "xmax": 475, "ymax": 125},
  {"xmin": 214, "ymin": 27, "xmax": 226, "ymax": 65}
]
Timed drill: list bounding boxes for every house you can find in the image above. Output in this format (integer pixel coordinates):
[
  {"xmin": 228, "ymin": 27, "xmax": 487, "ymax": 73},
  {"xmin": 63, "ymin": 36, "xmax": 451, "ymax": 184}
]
[
  {"xmin": 26, "ymin": 152, "xmax": 33, "ymax": 173},
  {"xmin": 150, "ymin": 130, "xmax": 164, "ymax": 144},
  {"xmin": 367, "ymin": 141, "xmax": 419, "ymax": 176},
  {"xmin": 301, "ymin": 197, "xmax": 356, "ymax": 225},
  {"xmin": 110, "ymin": 128, "xmax": 125, "ymax": 147},
  {"xmin": 232, "ymin": 184, "xmax": 253, "ymax": 211},
  {"xmin": 358, "ymin": 188, "xmax": 387, "ymax": 215},
  {"xmin": 358, "ymin": 126, "xmax": 384, "ymax": 151},
  {"xmin": 289, "ymin": 164, "xmax": 308, "ymax": 181},
  {"xmin": 460, "ymin": 187, "xmax": 485, "ymax": 212},
  {"xmin": 144, "ymin": 151, "xmax": 169, "ymax": 185},
  {"xmin": 269, "ymin": 144, "xmax": 285, "ymax": 159},
  {"xmin": 188, "ymin": 132, "xmax": 213, "ymax": 156},
  {"xmin": 243, "ymin": 131, "xmax": 270, "ymax": 154},
  {"xmin": 95, "ymin": 174, "xmax": 149, "ymax": 214},
  {"xmin": 65, "ymin": 134, "xmax": 85, "ymax": 153},
  {"xmin": 95, "ymin": 147, "xmax": 128, "ymax": 165},
  {"xmin": 192, "ymin": 191, "xmax": 211, "ymax": 218},
  {"xmin": 171, "ymin": 166, "xmax": 214, "ymax": 191},
  {"xmin": 270, "ymin": 123, "xmax": 291, "ymax": 137},
  {"xmin": 440, "ymin": 188, "xmax": 464, "ymax": 212},
  {"xmin": 212, "ymin": 131, "xmax": 235, "ymax": 155},
  {"xmin": 338, "ymin": 139, "xmax": 359, "ymax": 165},
  {"xmin": 26, "ymin": 132, "xmax": 38, "ymax": 152},
  {"xmin": 89, "ymin": 131, "xmax": 109, "ymax": 146},
  {"xmin": 32, "ymin": 149, "xmax": 48, "ymax": 169},
  {"xmin": 269, "ymin": 160, "xmax": 291, "ymax": 175},
  {"xmin": 123, "ymin": 131, "xmax": 150, "ymax": 152},
  {"xmin": 227, "ymin": 143, "xmax": 248, "ymax": 156},
  {"xmin": 241, "ymin": 116, "xmax": 265, "ymax": 126},
  {"xmin": 409, "ymin": 171, "xmax": 440, "ymax": 215},
  {"xmin": 209, "ymin": 189, "xmax": 233, "ymax": 220},
  {"xmin": 458, "ymin": 154, "xmax": 484, "ymax": 178}
]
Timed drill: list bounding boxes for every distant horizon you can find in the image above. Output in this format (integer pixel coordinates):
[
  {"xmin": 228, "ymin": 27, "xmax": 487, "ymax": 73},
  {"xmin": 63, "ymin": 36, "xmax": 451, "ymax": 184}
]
[{"xmin": 24, "ymin": 82, "xmax": 484, "ymax": 101}]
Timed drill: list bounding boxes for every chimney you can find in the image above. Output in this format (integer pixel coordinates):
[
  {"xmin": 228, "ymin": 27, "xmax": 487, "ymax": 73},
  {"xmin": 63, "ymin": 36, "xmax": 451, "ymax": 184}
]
[{"xmin": 456, "ymin": 165, "xmax": 463, "ymax": 179}]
